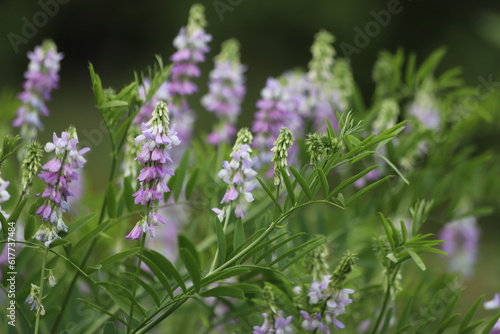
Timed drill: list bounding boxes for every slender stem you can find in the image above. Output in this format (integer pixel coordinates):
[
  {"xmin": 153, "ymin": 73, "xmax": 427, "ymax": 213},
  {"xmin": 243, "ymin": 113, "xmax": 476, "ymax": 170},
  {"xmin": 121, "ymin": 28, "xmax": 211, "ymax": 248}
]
[
  {"xmin": 209, "ymin": 205, "xmax": 231, "ymax": 272},
  {"xmin": 134, "ymin": 199, "xmax": 337, "ymax": 332},
  {"xmin": 128, "ymin": 233, "xmax": 146, "ymax": 334},
  {"xmin": 370, "ymin": 266, "xmax": 399, "ymax": 334},
  {"xmin": 51, "ymin": 153, "xmax": 117, "ymax": 332},
  {"xmin": 34, "ymin": 247, "xmax": 48, "ymax": 334}
]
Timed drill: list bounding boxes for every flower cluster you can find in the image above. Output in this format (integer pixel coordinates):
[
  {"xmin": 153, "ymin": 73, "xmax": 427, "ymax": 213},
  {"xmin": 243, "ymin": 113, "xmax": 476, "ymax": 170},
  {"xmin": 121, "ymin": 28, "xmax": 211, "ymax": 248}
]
[
  {"xmin": 307, "ymin": 30, "xmax": 343, "ymax": 132},
  {"xmin": 407, "ymin": 81, "xmax": 440, "ymax": 130},
  {"xmin": 21, "ymin": 141, "xmax": 43, "ymax": 193},
  {"xmin": 298, "ymin": 275, "xmax": 355, "ymax": 332},
  {"xmin": 252, "ymin": 77, "xmax": 302, "ymax": 167},
  {"xmin": 305, "ymin": 133, "xmax": 341, "ymax": 165},
  {"xmin": 0, "ymin": 177, "xmax": 11, "ymax": 218},
  {"xmin": 126, "ymin": 101, "xmax": 180, "ymax": 239},
  {"xmin": 168, "ymin": 3, "xmax": 212, "ymax": 142},
  {"xmin": 439, "ymin": 216, "xmax": 480, "ymax": 278},
  {"xmin": 213, "ymin": 128, "xmax": 256, "ymax": 222},
  {"xmin": 253, "ymin": 311, "xmax": 293, "ymax": 334},
  {"xmin": 134, "ymin": 78, "xmax": 170, "ymax": 126},
  {"xmin": 271, "ymin": 127, "xmax": 294, "ymax": 186},
  {"xmin": 34, "ymin": 128, "xmax": 90, "ymax": 246},
  {"xmin": 202, "ymin": 39, "xmax": 246, "ymax": 145},
  {"xmin": 13, "ymin": 40, "xmax": 63, "ymax": 141},
  {"xmin": 25, "ymin": 284, "xmax": 45, "ymax": 315}
]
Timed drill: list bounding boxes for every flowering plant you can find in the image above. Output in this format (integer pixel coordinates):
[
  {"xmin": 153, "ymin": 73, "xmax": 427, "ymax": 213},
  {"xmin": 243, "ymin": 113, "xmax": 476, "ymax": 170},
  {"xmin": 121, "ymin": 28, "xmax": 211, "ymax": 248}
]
[{"xmin": 1, "ymin": 4, "xmax": 499, "ymax": 334}]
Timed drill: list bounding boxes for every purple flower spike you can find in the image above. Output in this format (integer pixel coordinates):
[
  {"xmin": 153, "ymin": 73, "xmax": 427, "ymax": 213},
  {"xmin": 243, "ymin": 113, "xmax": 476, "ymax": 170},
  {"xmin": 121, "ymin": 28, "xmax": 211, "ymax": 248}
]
[
  {"xmin": 213, "ymin": 128, "xmax": 256, "ymax": 222},
  {"xmin": 126, "ymin": 101, "xmax": 180, "ymax": 239},
  {"xmin": 252, "ymin": 76, "xmax": 303, "ymax": 168},
  {"xmin": 168, "ymin": 4, "xmax": 212, "ymax": 143},
  {"xmin": 13, "ymin": 40, "xmax": 63, "ymax": 141},
  {"xmin": 34, "ymin": 127, "xmax": 89, "ymax": 246},
  {"xmin": 202, "ymin": 39, "xmax": 246, "ymax": 145},
  {"xmin": 439, "ymin": 216, "xmax": 480, "ymax": 278}
]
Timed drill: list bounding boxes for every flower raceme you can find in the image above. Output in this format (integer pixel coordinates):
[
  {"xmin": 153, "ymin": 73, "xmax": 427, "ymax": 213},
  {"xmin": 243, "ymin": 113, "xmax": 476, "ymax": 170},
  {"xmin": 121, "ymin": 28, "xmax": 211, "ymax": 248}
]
[
  {"xmin": 126, "ymin": 101, "xmax": 180, "ymax": 240},
  {"xmin": 34, "ymin": 128, "xmax": 90, "ymax": 247},
  {"xmin": 202, "ymin": 39, "xmax": 246, "ymax": 145},
  {"xmin": 213, "ymin": 128, "xmax": 256, "ymax": 222},
  {"xmin": 168, "ymin": 3, "xmax": 212, "ymax": 143},
  {"xmin": 13, "ymin": 40, "xmax": 63, "ymax": 141}
]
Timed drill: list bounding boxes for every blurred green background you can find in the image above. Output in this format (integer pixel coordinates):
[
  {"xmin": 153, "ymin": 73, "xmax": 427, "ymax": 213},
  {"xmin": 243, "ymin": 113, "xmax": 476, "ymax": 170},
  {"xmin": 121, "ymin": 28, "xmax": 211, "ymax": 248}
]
[{"xmin": 1, "ymin": 0, "xmax": 500, "ymax": 317}]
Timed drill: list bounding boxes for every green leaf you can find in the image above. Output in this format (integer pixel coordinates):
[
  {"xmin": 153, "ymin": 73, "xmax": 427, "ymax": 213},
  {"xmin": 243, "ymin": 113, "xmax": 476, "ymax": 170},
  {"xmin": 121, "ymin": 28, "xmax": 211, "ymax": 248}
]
[
  {"xmin": 138, "ymin": 254, "xmax": 174, "ymax": 299},
  {"xmin": 416, "ymin": 47, "xmax": 447, "ymax": 84},
  {"xmin": 8, "ymin": 197, "xmax": 29, "ymax": 223},
  {"xmin": 405, "ymin": 52, "xmax": 417, "ymax": 89},
  {"xmin": 316, "ymin": 168, "xmax": 329, "ymax": 198},
  {"xmin": 482, "ymin": 314, "xmax": 500, "ymax": 334},
  {"xmin": 279, "ymin": 237, "xmax": 327, "ymax": 270},
  {"xmin": 255, "ymin": 233, "xmax": 305, "ymax": 264},
  {"xmin": 113, "ymin": 111, "xmax": 139, "ymax": 152},
  {"xmin": 49, "ymin": 239, "xmax": 70, "ymax": 248},
  {"xmin": 215, "ymin": 217, "xmax": 226, "ymax": 266},
  {"xmin": 77, "ymin": 298, "xmax": 126, "ymax": 325},
  {"xmin": 178, "ymin": 234, "xmax": 200, "ymax": 267},
  {"xmin": 396, "ymin": 296, "xmax": 414, "ymax": 330},
  {"xmin": 143, "ymin": 249, "xmax": 186, "ymax": 292},
  {"xmin": 185, "ymin": 167, "xmax": 200, "ymax": 200},
  {"xmin": 120, "ymin": 271, "xmax": 161, "ymax": 307},
  {"xmin": 97, "ymin": 282, "xmax": 146, "ymax": 320},
  {"xmin": 103, "ymin": 321, "xmax": 117, "ymax": 334},
  {"xmin": 66, "ymin": 213, "xmax": 97, "ymax": 236},
  {"xmin": 345, "ymin": 175, "xmax": 391, "ymax": 206},
  {"xmin": 437, "ymin": 314, "xmax": 460, "ymax": 334},
  {"xmin": 256, "ymin": 176, "xmax": 282, "ymax": 212},
  {"xmin": 289, "ymin": 165, "xmax": 312, "ymax": 200},
  {"xmin": 72, "ymin": 219, "xmax": 111, "ymax": 254},
  {"xmin": 406, "ymin": 249, "xmax": 426, "ymax": 271},
  {"xmin": 172, "ymin": 150, "xmax": 190, "ymax": 202},
  {"xmin": 180, "ymin": 248, "xmax": 201, "ymax": 292},
  {"xmin": 0, "ymin": 211, "xmax": 8, "ymax": 239},
  {"xmin": 270, "ymin": 236, "xmax": 324, "ymax": 267},
  {"xmin": 89, "ymin": 63, "xmax": 104, "ymax": 106},
  {"xmin": 459, "ymin": 295, "xmax": 484, "ymax": 331},
  {"xmin": 336, "ymin": 193, "xmax": 346, "ymax": 207},
  {"xmin": 24, "ymin": 215, "xmax": 36, "ymax": 240},
  {"xmin": 99, "ymin": 247, "xmax": 141, "ymax": 268},
  {"xmin": 461, "ymin": 320, "xmax": 485, "ymax": 334},
  {"xmin": 200, "ymin": 286, "xmax": 244, "ymax": 299},
  {"xmin": 202, "ymin": 267, "xmax": 250, "ymax": 286},
  {"xmin": 233, "ymin": 218, "xmax": 245, "ymax": 251},
  {"xmin": 237, "ymin": 232, "xmax": 289, "ymax": 264},
  {"xmin": 99, "ymin": 100, "xmax": 128, "ymax": 109},
  {"xmin": 377, "ymin": 154, "xmax": 409, "ymax": 185},
  {"xmin": 400, "ymin": 220, "xmax": 408, "ymax": 242},
  {"xmin": 280, "ymin": 169, "xmax": 296, "ymax": 206},
  {"xmin": 123, "ymin": 176, "xmax": 136, "ymax": 212},
  {"xmin": 327, "ymin": 165, "xmax": 379, "ymax": 200},
  {"xmin": 106, "ymin": 183, "xmax": 117, "ymax": 218}
]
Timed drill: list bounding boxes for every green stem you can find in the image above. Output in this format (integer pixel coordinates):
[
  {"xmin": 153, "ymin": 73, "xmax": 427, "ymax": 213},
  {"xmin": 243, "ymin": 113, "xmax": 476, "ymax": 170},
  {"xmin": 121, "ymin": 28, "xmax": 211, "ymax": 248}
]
[
  {"xmin": 134, "ymin": 199, "xmax": 336, "ymax": 332},
  {"xmin": 370, "ymin": 266, "xmax": 399, "ymax": 334},
  {"xmin": 128, "ymin": 233, "xmax": 146, "ymax": 334},
  {"xmin": 209, "ymin": 204, "xmax": 231, "ymax": 272},
  {"xmin": 34, "ymin": 247, "xmax": 48, "ymax": 334},
  {"xmin": 51, "ymin": 153, "xmax": 117, "ymax": 332}
]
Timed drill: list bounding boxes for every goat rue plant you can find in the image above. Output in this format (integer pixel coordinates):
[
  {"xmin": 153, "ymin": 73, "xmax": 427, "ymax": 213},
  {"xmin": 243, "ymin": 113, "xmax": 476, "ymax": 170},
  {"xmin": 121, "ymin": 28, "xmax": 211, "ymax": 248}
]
[{"xmin": 1, "ymin": 4, "xmax": 500, "ymax": 334}]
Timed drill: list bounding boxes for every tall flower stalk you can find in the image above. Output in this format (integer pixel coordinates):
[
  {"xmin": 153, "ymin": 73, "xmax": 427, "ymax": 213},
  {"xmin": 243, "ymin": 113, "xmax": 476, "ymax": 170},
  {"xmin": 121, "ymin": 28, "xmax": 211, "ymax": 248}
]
[
  {"xmin": 202, "ymin": 39, "xmax": 246, "ymax": 145},
  {"xmin": 34, "ymin": 127, "xmax": 90, "ymax": 247},
  {"xmin": 168, "ymin": 3, "xmax": 212, "ymax": 143},
  {"xmin": 212, "ymin": 128, "xmax": 256, "ymax": 223},
  {"xmin": 13, "ymin": 40, "xmax": 63, "ymax": 142},
  {"xmin": 126, "ymin": 100, "xmax": 180, "ymax": 240}
]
